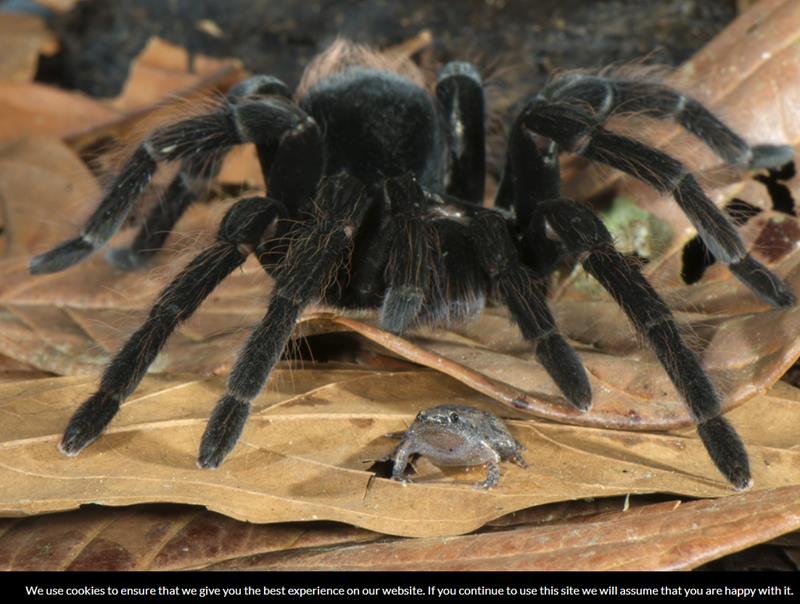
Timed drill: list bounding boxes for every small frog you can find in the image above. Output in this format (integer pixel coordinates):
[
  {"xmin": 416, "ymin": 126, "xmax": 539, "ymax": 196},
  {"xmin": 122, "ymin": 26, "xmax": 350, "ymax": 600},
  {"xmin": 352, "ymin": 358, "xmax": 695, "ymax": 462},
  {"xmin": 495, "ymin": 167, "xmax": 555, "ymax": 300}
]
[{"xmin": 388, "ymin": 405, "xmax": 528, "ymax": 489}]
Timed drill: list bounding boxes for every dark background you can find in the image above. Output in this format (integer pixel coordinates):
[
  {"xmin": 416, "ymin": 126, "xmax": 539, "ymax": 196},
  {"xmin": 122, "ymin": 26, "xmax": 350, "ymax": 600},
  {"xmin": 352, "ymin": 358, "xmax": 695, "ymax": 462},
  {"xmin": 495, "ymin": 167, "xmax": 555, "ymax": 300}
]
[{"xmin": 26, "ymin": 0, "xmax": 737, "ymax": 96}]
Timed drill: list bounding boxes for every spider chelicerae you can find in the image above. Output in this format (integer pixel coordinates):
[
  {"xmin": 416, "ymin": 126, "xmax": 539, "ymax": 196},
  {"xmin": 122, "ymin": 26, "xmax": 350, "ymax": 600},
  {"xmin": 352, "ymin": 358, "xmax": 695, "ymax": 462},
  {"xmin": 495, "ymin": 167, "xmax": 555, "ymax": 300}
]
[{"xmin": 31, "ymin": 40, "xmax": 795, "ymax": 490}]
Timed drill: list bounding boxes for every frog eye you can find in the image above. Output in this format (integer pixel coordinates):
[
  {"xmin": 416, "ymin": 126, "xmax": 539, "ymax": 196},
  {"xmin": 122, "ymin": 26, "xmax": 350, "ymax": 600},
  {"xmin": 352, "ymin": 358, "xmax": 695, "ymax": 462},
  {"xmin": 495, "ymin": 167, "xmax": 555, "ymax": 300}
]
[{"xmin": 449, "ymin": 411, "xmax": 460, "ymax": 423}]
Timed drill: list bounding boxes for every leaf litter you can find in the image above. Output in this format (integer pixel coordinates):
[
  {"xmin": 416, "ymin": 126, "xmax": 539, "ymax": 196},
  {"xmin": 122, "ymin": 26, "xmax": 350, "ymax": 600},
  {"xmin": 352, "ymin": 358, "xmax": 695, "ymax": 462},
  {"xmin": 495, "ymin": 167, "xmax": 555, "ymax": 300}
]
[
  {"xmin": 0, "ymin": 0, "xmax": 799, "ymax": 566},
  {"xmin": 2, "ymin": 487, "xmax": 798, "ymax": 571}
]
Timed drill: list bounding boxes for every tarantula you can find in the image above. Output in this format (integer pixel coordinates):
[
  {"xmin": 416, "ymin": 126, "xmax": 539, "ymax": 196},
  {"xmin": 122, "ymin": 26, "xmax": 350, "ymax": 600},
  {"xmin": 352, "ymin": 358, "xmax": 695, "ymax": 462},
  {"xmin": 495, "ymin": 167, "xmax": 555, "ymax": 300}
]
[{"xmin": 31, "ymin": 41, "xmax": 794, "ymax": 490}]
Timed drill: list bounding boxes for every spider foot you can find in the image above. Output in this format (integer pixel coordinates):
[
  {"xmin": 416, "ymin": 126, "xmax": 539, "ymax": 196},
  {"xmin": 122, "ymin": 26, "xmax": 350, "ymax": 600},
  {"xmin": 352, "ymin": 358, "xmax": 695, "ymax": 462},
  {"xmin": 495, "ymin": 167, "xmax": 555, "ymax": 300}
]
[
  {"xmin": 106, "ymin": 247, "xmax": 150, "ymax": 272},
  {"xmin": 379, "ymin": 286, "xmax": 424, "ymax": 334},
  {"xmin": 697, "ymin": 416, "xmax": 752, "ymax": 491},
  {"xmin": 197, "ymin": 394, "xmax": 251, "ymax": 469},
  {"xmin": 748, "ymin": 144, "xmax": 795, "ymax": 170},
  {"xmin": 536, "ymin": 333, "xmax": 592, "ymax": 411},
  {"xmin": 729, "ymin": 255, "xmax": 796, "ymax": 309},
  {"xmin": 59, "ymin": 391, "xmax": 121, "ymax": 456},
  {"xmin": 30, "ymin": 237, "xmax": 95, "ymax": 275}
]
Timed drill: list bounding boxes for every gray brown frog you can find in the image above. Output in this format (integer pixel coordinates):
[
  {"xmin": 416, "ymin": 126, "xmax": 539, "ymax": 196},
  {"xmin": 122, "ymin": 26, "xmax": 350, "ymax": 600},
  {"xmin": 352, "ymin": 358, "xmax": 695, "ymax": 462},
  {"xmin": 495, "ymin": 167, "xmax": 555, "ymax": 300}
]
[{"xmin": 388, "ymin": 405, "xmax": 528, "ymax": 489}]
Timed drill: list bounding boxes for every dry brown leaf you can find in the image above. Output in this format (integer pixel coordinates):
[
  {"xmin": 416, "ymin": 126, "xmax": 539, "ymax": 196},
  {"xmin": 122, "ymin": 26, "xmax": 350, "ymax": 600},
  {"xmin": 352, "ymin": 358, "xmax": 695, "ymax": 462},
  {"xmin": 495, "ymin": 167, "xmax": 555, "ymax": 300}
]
[
  {"xmin": 0, "ymin": 82, "xmax": 119, "ymax": 143},
  {"xmin": 0, "ymin": 494, "xmax": 712, "ymax": 571},
  {"xmin": 0, "ymin": 494, "xmax": 692, "ymax": 571},
  {"xmin": 0, "ymin": 13, "xmax": 58, "ymax": 82},
  {"xmin": 0, "ymin": 504, "xmax": 375, "ymax": 571},
  {"xmin": 0, "ymin": 354, "xmax": 39, "ymax": 379},
  {"xmin": 212, "ymin": 485, "xmax": 800, "ymax": 570},
  {"xmin": 0, "ymin": 137, "xmax": 99, "ymax": 259},
  {"xmin": 32, "ymin": 0, "xmax": 79, "ymax": 12},
  {"xmin": 2, "ymin": 489, "xmax": 795, "ymax": 571},
  {"xmin": 107, "ymin": 37, "xmax": 243, "ymax": 113},
  {"xmin": 1, "ymin": 371, "xmax": 799, "ymax": 537},
  {"xmin": 669, "ymin": 0, "xmax": 800, "ymax": 147}
]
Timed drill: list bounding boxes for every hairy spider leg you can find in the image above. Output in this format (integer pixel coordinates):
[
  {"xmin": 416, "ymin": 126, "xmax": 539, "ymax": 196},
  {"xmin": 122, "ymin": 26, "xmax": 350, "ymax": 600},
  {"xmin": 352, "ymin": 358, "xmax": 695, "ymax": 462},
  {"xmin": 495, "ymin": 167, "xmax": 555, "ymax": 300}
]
[
  {"xmin": 379, "ymin": 175, "xmax": 437, "ymax": 333},
  {"xmin": 60, "ymin": 78, "xmax": 324, "ymax": 457},
  {"xmin": 519, "ymin": 99, "xmax": 795, "ymax": 308},
  {"xmin": 106, "ymin": 155, "xmax": 222, "ymax": 271},
  {"xmin": 375, "ymin": 61, "xmax": 486, "ymax": 333},
  {"xmin": 496, "ymin": 114, "xmax": 564, "ymax": 277},
  {"xmin": 59, "ymin": 196, "xmax": 287, "ymax": 456},
  {"xmin": 436, "ymin": 61, "xmax": 486, "ymax": 204},
  {"xmin": 502, "ymin": 93, "xmax": 759, "ymax": 488},
  {"xmin": 30, "ymin": 80, "xmax": 309, "ymax": 274},
  {"xmin": 425, "ymin": 216, "xmax": 489, "ymax": 327},
  {"xmin": 543, "ymin": 75, "xmax": 795, "ymax": 169},
  {"xmin": 468, "ymin": 210, "xmax": 592, "ymax": 410},
  {"xmin": 198, "ymin": 173, "xmax": 370, "ymax": 468},
  {"xmin": 537, "ymin": 198, "xmax": 751, "ymax": 489},
  {"xmin": 497, "ymin": 120, "xmax": 561, "ymax": 212},
  {"xmin": 105, "ymin": 76, "xmax": 295, "ymax": 272}
]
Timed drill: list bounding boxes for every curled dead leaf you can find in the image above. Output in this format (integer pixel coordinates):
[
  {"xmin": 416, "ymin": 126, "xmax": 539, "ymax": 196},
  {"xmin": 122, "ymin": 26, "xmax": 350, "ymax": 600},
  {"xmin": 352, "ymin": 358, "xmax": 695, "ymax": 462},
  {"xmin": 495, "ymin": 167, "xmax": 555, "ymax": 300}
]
[
  {"xmin": 3, "ymin": 489, "xmax": 794, "ymax": 571},
  {"xmin": 0, "ymin": 504, "xmax": 374, "ymax": 571},
  {"xmin": 209, "ymin": 485, "xmax": 800, "ymax": 571}
]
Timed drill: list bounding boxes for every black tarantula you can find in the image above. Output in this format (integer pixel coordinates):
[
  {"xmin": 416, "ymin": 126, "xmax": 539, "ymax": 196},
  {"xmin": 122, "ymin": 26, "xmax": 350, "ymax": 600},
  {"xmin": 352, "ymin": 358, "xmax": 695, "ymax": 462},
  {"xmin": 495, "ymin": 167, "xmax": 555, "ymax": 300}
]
[{"xmin": 31, "ymin": 40, "xmax": 795, "ymax": 490}]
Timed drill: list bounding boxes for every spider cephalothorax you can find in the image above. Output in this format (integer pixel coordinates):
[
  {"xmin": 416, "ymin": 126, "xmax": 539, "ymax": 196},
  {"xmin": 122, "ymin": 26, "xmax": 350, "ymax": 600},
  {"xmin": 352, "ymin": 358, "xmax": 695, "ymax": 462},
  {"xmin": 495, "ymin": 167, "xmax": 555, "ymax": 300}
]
[{"xmin": 32, "ymin": 40, "xmax": 795, "ymax": 490}]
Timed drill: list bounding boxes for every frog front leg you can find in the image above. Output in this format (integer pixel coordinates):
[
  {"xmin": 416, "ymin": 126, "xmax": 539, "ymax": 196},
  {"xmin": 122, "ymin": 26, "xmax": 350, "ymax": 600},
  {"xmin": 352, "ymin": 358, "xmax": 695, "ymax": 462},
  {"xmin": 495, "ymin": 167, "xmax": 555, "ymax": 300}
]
[
  {"xmin": 508, "ymin": 450, "xmax": 529, "ymax": 469},
  {"xmin": 476, "ymin": 447, "xmax": 502, "ymax": 490},
  {"xmin": 390, "ymin": 439, "xmax": 418, "ymax": 484}
]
